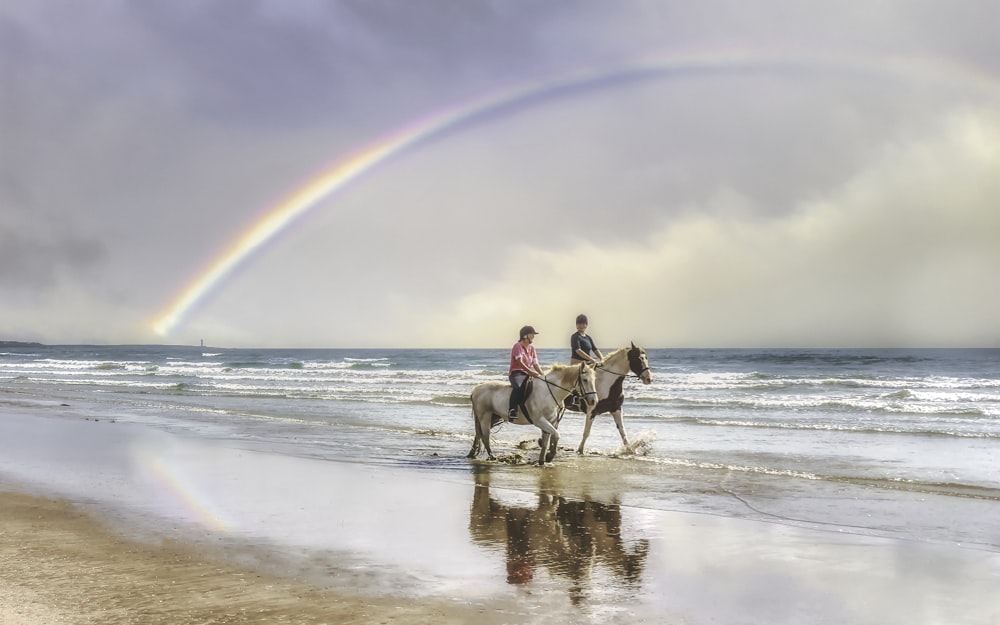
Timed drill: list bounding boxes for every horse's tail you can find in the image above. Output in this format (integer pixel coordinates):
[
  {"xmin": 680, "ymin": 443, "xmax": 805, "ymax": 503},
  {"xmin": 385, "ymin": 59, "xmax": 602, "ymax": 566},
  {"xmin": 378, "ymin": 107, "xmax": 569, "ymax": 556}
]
[{"xmin": 471, "ymin": 398, "xmax": 482, "ymax": 439}]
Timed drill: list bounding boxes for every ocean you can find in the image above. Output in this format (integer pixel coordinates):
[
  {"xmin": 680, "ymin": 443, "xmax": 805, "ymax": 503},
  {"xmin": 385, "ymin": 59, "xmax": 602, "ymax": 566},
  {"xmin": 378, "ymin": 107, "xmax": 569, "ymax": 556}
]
[{"xmin": 2, "ymin": 344, "xmax": 998, "ymax": 553}]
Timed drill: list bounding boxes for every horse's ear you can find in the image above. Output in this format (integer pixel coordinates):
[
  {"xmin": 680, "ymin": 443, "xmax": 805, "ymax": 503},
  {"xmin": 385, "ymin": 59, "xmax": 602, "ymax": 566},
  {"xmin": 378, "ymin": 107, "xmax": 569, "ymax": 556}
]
[{"xmin": 631, "ymin": 341, "xmax": 636, "ymax": 350}]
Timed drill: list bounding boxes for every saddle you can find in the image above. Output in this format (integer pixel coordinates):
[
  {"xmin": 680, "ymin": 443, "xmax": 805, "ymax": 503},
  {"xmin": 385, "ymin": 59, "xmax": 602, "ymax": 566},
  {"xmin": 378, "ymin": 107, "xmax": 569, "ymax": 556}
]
[{"xmin": 522, "ymin": 377, "xmax": 534, "ymax": 400}]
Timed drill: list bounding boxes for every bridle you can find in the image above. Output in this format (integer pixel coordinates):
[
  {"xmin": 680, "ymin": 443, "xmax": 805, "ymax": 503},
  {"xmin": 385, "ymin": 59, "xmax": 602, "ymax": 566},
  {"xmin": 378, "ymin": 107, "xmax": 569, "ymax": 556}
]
[
  {"xmin": 595, "ymin": 347, "xmax": 650, "ymax": 380},
  {"xmin": 540, "ymin": 364, "xmax": 598, "ymax": 405}
]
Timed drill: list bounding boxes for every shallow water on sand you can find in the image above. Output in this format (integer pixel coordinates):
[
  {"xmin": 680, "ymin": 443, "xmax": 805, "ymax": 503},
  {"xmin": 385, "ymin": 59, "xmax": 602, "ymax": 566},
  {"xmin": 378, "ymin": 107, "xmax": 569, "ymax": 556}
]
[{"xmin": 2, "ymin": 409, "xmax": 999, "ymax": 625}]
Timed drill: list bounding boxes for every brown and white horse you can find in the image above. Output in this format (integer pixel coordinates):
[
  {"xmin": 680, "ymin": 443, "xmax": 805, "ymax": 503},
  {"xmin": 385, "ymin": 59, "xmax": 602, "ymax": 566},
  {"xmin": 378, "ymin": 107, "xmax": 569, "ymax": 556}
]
[
  {"xmin": 564, "ymin": 343, "xmax": 652, "ymax": 454},
  {"xmin": 467, "ymin": 362, "xmax": 597, "ymax": 466}
]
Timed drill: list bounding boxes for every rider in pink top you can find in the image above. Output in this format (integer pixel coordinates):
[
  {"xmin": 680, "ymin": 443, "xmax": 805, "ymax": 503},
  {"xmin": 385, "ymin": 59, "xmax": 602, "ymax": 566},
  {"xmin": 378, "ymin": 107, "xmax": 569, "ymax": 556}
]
[
  {"xmin": 508, "ymin": 325, "xmax": 545, "ymax": 420},
  {"xmin": 509, "ymin": 340, "xmax": 538, "ymax": 374}
]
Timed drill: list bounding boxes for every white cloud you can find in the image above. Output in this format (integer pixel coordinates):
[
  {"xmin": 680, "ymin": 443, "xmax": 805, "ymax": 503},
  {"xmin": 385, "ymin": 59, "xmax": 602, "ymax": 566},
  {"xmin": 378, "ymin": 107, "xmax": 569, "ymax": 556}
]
[{"xmin": 417, "ymin": 108, "xmax": 1000, "ymax": 348}]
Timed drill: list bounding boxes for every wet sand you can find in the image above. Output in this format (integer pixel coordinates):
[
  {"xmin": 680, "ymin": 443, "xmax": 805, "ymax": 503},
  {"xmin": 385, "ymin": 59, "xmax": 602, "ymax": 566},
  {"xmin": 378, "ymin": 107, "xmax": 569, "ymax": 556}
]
[
  {"xmin": 2, "ymin": 405, "xmax": 1000, "ymax": 625},
  {"xmin": 0, "ymin": 490, "xmax": 512, "ymax": 625}
]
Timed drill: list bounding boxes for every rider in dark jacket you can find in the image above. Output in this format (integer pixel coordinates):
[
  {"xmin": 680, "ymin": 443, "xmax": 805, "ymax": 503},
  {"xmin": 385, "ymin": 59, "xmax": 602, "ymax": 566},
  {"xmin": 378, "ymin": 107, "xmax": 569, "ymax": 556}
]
[{"xmin": 566, "ymin": 314, "xmax": 603, "ymax": 411}]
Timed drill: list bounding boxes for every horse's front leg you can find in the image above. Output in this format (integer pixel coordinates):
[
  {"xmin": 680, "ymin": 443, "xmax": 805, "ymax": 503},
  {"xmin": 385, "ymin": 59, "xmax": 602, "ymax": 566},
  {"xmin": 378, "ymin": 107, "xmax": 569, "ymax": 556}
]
[
  {"xmin": 535, "ymin": 417, "xmax": 559, "ymax": 466},
  {"xmin": 538, "ymin": 431, "xmax": 550, "ymax": 466},
  {"xmin": 545, "ymin": 438, "xmax": 559, "ymax": 464},
  {"xmin": 467, "ymin": 437, "xmax": 481, "ymax": 459},
  {"xmin": 577, "ymin": 410, "xmax": 597, "ymax": 454},
  {"xmin": 611, "ymin": 409, "xmax": 629, "ymax": 446},
  {"xmin": 537, "ymin": 410, "xmax": 565, "ymax": 451}
]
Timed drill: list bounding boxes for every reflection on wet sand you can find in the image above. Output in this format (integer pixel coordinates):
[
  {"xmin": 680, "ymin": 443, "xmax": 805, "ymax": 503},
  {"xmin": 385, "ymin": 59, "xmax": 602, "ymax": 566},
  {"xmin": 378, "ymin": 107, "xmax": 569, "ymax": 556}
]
[{"xmin": 469, "ymin": 469, "xmax": 649, "ymax": 605}]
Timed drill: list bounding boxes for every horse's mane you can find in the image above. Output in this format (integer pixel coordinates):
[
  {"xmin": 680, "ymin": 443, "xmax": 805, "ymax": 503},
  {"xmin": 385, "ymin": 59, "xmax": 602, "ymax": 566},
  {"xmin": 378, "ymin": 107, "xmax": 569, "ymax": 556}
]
[
  {"xmin": 543, "ymin": 362, "xmax": 600, "ymax": 376},
  {"xmin": 603, "ymin": 346, "xmax": 635, "ymax": 361},
  {"xmin": 544, "ymin": 362, "xmax": 576, "ymax": 374}
]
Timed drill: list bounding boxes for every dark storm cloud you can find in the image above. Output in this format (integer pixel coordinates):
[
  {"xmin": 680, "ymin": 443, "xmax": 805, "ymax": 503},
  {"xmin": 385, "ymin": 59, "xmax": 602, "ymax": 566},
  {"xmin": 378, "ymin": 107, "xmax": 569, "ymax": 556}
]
[
  {"xmin": 122, "ymin": 0, "xmax": 594, "ymax": 125},
  {"xmin": 0, "ymin": 229, "xmax": 105, "ymax": 290},
  {"xmin": 0, "ymin": 166, "xmax": 104, "ymax": 290},
  {"xmin": 2, "ymin": 0, "xmax": 603, "ymax": 153}
]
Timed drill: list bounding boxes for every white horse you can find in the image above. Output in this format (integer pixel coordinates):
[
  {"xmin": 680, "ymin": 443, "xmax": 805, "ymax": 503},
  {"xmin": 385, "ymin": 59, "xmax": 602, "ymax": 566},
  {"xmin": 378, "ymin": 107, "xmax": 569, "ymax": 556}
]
[
  {"xmin": 563, "ymin": 343, "xmax": 652, "ymax": 454},
  {"xmin": 468, "ymin": 362, "xmax": 597, "ymax": 466}
]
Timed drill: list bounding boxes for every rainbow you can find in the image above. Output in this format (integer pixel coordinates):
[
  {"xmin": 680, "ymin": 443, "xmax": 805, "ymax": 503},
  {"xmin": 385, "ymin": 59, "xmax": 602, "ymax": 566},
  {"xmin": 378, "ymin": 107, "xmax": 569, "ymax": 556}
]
[
  {"xmin": 152, "ymin": 49, "xmax": 1000, "ymax": 337},
  {"xmin": 145, "ymin": 453, "xmax": 232, "ymax": 531}
]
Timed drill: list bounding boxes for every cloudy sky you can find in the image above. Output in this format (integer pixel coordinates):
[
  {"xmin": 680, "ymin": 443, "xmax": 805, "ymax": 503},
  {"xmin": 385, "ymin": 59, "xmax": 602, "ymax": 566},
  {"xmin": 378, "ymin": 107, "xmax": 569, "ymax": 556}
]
[{"xmin": 3, "ymin": 1, "xmax": 999, "ymax": 349}]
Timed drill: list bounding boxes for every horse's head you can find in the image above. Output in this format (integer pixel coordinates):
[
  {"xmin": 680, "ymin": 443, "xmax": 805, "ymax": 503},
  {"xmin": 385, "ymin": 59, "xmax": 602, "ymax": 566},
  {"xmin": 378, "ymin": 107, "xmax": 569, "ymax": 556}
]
[
  {"xmin": 577, "ymin": 362, "xmax": 599, "ymax": 410},
  {"xmin": 628, "ymin": 342, "xmax": 652, "ymax": 384}
]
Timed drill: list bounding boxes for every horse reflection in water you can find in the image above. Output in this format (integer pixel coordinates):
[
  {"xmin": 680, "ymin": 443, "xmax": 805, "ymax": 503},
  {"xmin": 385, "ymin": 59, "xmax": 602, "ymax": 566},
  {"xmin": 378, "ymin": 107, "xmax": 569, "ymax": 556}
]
[{"xmin": 469, "ymin": 470, "xmax": 649, "ymax": 605}]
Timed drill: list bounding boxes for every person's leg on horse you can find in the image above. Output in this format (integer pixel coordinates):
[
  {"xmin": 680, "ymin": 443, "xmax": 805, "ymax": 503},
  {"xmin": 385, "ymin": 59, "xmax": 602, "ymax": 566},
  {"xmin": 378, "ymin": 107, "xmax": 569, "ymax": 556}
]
[{"xmin": 508, "ymin": 370, "xmax": 528, "ymax": 419}]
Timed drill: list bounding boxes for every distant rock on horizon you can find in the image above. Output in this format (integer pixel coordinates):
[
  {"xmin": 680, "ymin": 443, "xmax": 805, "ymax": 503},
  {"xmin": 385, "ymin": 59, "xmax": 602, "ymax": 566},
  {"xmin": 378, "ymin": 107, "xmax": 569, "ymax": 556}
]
[{"xmin": 0, "ymin": 341, "xmax": 44, "ymax": 347}]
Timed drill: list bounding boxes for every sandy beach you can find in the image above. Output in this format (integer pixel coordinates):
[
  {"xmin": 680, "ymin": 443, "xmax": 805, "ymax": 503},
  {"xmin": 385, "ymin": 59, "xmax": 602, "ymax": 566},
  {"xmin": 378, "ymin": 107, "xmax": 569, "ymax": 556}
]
[
  {"xmin": 2, "ymin": 398, "xmax": 999, "ymax": 624},
  {"xmin": 0, "ymin": 490, "xmax": 511, "ymax": 625}
]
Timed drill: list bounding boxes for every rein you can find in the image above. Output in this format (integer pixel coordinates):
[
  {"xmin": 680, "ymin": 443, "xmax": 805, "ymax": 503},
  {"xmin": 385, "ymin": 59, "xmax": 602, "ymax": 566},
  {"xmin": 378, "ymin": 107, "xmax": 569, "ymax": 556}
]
[
  {"xmin": 536, "ymin": 376, "xmax": 576, "ymax": 394},
  {"xmin": 539, "ymin": 367, "xmax": 597, "ymax": 404}
]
